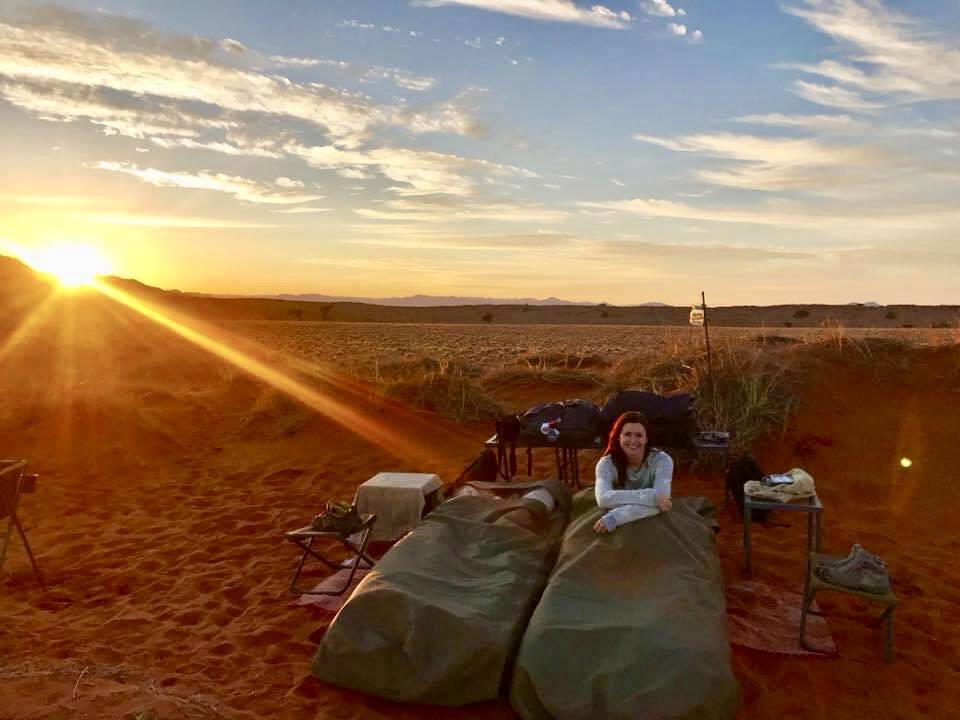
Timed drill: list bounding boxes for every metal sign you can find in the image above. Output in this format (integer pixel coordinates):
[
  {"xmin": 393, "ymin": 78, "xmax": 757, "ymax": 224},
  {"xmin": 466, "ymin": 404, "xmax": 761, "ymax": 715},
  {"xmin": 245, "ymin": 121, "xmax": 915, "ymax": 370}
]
[{"xmin": 689, "ymin": 305, "xmax": 704, "ymax": 326}]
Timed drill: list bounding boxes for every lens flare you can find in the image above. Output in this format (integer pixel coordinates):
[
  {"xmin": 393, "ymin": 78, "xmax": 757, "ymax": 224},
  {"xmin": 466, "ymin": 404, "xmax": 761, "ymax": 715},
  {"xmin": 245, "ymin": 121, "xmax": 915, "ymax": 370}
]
[{"xmin": 27, "ymin": 244, "xmax": 111, "ymax": 288}]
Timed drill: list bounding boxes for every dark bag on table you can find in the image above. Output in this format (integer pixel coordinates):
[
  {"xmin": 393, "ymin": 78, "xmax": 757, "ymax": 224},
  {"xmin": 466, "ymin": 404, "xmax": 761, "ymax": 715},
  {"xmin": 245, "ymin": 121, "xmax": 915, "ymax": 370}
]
[
  {"xmin": 516, "ymin": 399, "xmax": 601, "ymax": 446},
  {"xmin": 455, "ymin": 448, "xmax": 500, "ymax": 485},
  {"xmin": 599, "ymin": 390, "xmax": 696, "ymax": 447}
]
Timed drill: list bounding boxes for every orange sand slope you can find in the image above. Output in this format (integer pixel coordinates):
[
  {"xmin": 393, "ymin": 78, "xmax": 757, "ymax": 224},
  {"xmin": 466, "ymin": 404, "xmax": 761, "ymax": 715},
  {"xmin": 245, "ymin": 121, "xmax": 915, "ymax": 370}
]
[{"xmin": 1, "ymin": 291, "xmax": 958, "ymax": 719}]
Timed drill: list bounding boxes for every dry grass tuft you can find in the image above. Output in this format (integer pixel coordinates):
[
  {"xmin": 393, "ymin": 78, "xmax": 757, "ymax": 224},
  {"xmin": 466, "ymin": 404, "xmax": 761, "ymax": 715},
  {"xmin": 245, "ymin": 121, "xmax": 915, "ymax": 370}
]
[
  {"xmin": 698, "ymin": 347, "xmax": 801, "ymax": 451},
  {"xmin": 486, "ymin": 366, "xmax": 604, "ymax": 389},
  {"xmin": 516, "ymin": 352, "xmax": 612, "ymax": 370},
  {"xmin": 373, "ymin": 357, "xmax": 504, "ymax": 422},
  {"xmin": 601, "ymin": 343, "xmax": 800, "ymax": 452}
]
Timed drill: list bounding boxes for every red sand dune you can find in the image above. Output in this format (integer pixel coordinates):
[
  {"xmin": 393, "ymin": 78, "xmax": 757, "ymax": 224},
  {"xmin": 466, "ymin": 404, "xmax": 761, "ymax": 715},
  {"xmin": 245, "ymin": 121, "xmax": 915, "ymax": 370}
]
[{"xmin": 1, "ymin": 291, "xmax": 958, "ymax": 719}]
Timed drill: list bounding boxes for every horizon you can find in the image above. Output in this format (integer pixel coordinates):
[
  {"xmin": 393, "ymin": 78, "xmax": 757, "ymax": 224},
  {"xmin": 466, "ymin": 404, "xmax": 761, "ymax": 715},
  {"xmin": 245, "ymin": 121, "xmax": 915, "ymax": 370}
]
[
  {"xmin": 6, "ymin": 251, "xmax": 938, "ymax": 309},
  {"xmin": 1, "ymin": 1, "xmax": 959, "ymax": 305}
]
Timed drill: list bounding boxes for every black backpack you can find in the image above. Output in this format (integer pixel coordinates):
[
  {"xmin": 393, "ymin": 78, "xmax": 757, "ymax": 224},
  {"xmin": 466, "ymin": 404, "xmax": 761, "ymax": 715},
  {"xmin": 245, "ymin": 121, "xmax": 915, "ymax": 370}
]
[
  {"xmin": 516, "ymin": 399, "xmax": 601, "ymax": 446},
  {"xmin": 725, "ymin": 455, "xmax": 771, "ymax": 521},
  {"xmin": 455, "ymin": 448, "xmax": 500, "ymax": 485},
  {"xmin": 599, "ymin": 390, "xmax": 696, "ymax": 448}
]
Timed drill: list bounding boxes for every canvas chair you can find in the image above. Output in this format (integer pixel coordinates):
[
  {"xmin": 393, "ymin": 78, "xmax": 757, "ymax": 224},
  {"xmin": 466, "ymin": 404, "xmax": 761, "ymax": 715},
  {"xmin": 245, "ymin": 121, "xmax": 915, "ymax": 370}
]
[{"xmin": 0, "ymin": 459, "xmax": 45, "ymax": 590}]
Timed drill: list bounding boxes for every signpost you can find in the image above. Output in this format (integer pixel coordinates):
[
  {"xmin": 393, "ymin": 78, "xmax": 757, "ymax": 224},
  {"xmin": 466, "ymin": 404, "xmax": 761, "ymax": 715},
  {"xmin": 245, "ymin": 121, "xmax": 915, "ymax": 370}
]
[{"xmin": 690, "ymin": 291, "xmax": 714, "ymax": 392}]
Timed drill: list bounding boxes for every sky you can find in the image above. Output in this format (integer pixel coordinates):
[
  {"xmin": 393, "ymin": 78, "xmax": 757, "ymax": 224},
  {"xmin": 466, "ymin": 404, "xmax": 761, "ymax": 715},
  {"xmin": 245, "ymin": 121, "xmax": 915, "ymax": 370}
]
[{"xmin": 0, "ymin": 0, "xmax": 958, "ymax": 305}]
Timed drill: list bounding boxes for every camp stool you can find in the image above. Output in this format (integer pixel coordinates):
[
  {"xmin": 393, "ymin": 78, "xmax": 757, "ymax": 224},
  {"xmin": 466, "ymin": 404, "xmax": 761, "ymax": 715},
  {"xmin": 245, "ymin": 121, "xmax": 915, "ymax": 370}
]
[{"xmin": 800, "ymin": 551, "xmax": 897, "ymax": 663}]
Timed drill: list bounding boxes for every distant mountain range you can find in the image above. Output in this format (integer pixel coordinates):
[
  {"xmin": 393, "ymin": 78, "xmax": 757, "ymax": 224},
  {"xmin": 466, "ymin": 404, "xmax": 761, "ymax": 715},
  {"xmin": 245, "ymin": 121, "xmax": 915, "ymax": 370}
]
[{"xmin": 196, "ymin": 291, "xmax": 670, "ymax": 308}]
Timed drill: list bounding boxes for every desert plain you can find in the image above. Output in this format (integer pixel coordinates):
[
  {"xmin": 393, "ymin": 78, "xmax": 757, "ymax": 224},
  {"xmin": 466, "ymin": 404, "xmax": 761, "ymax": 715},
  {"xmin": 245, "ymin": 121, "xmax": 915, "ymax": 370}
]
[{"xmin": 1, "ymin": 261, "xmax": 959, "ymax": 719}]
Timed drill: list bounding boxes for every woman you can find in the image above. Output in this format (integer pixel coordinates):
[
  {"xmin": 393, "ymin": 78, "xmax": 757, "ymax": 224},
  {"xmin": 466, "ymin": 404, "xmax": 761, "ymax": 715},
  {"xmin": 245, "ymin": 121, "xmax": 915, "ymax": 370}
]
[{"xmin": 593, "ymin": 411, "xmax": 673, "ymax": 534}]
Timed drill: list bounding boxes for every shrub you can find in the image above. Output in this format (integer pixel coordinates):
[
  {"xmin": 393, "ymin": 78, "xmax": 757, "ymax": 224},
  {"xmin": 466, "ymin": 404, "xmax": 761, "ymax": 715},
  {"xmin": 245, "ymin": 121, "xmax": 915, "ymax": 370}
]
[
  {"xmin": 375, "ymin": 358, "xmax": 503, "ymax": 422},
  {"xmin": 793, "ymin": 309, "xmax": 810, "ymax": 319},
  {"xmin": 885, "ymin": 310, "xmax": 897, "ymax": 320},
  {"xmin": 481, "ymin": 312, "xmax": 493, "ymax": 323}
]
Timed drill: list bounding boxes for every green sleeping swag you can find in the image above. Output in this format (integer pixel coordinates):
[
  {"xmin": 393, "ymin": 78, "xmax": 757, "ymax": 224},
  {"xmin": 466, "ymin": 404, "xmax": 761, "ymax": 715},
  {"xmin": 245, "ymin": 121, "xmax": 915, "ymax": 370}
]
[
  {"xmin": 312, "ymin": 490, "xmax": 567, "ymax": 705},
  {"xmin": 509, "ymin": 490, "xmax": 740, "ymax": 720}
]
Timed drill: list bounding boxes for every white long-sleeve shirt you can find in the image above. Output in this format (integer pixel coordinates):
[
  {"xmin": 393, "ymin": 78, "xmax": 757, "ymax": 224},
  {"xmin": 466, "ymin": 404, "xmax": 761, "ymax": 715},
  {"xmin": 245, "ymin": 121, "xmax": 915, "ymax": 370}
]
[{"xmin": 595, "ymin": 451, "xmax": 673, "ymax": 531}]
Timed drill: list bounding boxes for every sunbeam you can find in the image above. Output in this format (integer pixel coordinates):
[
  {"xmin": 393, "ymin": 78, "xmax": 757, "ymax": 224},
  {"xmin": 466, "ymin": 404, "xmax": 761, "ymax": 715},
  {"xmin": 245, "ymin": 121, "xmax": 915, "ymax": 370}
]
[
  {"xmin": 91, "ymin": 280, "xmax": 457, "ymax": 466},
  {"xmin": 0, "ymin": 291, "xmax": 58, "ymax": 365}
]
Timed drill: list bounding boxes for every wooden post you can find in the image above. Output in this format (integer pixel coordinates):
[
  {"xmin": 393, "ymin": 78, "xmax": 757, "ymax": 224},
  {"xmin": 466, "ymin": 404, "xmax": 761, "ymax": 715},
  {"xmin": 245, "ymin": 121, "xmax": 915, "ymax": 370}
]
[{"xmin": 701, "ymin": 291, "xmax": 714, "ymax": 388}]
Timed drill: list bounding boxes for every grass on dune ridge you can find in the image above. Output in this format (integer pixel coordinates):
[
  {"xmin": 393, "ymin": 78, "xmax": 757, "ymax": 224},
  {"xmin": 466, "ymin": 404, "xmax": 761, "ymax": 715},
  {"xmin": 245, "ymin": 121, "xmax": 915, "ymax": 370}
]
[{"xmin": 347, "ymin": 326, "xmax": 957, "ymax": 452}]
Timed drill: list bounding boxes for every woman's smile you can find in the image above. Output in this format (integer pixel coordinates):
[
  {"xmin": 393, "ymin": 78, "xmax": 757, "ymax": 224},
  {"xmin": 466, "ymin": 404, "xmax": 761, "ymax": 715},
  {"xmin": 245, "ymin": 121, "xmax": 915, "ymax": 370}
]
[{"xmin": 620, "ymin": 422, "xmax": 647, "ymax": 461}]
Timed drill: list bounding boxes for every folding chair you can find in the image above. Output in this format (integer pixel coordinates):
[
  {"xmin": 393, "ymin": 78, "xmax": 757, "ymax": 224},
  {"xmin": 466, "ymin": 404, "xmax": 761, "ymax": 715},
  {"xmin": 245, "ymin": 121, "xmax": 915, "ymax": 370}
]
[
  {"xmin": 801, "ymin": 551, "xmax": 897, "ymax": 663},
  {"xmin": 285, "ymin": 513, "xmax": 376, "ymax": 596},
  {"xmin": 1, "ymin": 459, "xmax": 45, "ymax": 591}
]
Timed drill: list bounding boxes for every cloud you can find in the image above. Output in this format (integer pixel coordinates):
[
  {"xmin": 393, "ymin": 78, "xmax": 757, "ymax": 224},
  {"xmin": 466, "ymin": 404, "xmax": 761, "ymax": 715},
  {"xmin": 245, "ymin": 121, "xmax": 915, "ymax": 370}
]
[
  {"xmin": 149, "ymin": 137, "xmax": 282, "ymax": 158},
  {"xmin": 641, "ymin": 1, "xmax": 679, "ymax": 18},
  {"xmin": 789, "ymin": 80, "xmax": 886, "ymax": 111},
  {"xmin": 782, "ymin": 0, "xmax": 960, "ymax": 107},
  {"xmin": 599, "ymin": 238, "xmax": 813, "ymax": 263},
  {"xmin": 345, "ymin": 231, "xmax": 577, "ymax": 251},
  {"xmin": 90, "ymin": 161, "xmax": 326, "ymax": 205},
  {"xmin": 220, "ymin": 38, "xmax": 248, "ymax": 54},
  {"xmin": 288, "ymin": 145, "xmax": 475, "ymax": 196},
  {"xmin": 580, "ymin": 197, "xmax": 958, "ymax": 232},
  {"xmin": 389, "ymin": 92, "xmax": 487, "ymax": 136},
  {"xmin": 271, "ymin": 206, "xmax": 332, "ymax": 214},
  {"xmin": 3, "ymin": 194, "xmax": 91, "ymax": 206},
  {"xmin": 0, "ymin": 6, "xmax": 468, "ymax": 155},
  {"xmin": 0, "ymin": 14, "xmax": 374, "ymax": 146},
  {"xmin": 690, "ymin": 29, "xmax": 702, "ymax": 42},
  {"xmin": 76, "ymin": 212, "xmax": 283, "ymax": 228},
  {"xmin": 354, "ymin": 196, "xmax": 570, "ymax": 223},
  {"xmin": 733, "ymin": 112, "xmax": 872, "ymax": 134},
  {"xmin": 733, "ymin": 113, "xmax": 959, "ymax": 140},
  {"xmin": 667, "ymin": 23, "xmax": 686, "ymax": 36},
  {"xmin": 632, "ymin": 131, "xmax": 891, "ymax": 191},
  {"xmin": 286, "ymin": 141, "xmax": 536, "ymax": 198},
  {"xmin": 270, "ymin": 56, "xmax": 436, "ymax": 92},
  {"xmin": 413, "ymin": 1, "xmax": 631, "ymax": 29},
  {"xmin": 0, "ymin": 80, "xmax": 236, "ymax": 139},
  {"xmin": 340, "ymin": 20, "xmax": 376, "ymax": 30}
]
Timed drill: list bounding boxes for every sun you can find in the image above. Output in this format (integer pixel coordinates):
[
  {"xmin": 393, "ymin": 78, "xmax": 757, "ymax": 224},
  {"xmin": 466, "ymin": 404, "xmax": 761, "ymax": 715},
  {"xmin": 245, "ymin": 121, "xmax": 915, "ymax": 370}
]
[{"xmin": 28, "ymin": 244, "xmax": 112, "ymax": 289}]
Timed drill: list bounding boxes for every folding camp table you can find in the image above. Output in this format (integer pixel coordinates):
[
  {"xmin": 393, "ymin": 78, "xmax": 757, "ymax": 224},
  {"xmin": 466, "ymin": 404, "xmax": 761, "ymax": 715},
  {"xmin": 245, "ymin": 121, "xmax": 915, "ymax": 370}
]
[
  {"xmin": 485, "ymin": 432, "xmax": 731, "ymax": 490},
  {"xmin": 485, "ymin": 433, "xmax": 601, "ymax": 488},
  {"xmin": 285, "ymin": 513, "xmax": 376, "ymax": 596},
  {"xmin": 743, "ymin": 491, "xmax": 822, "ymax": 576},
  {"xmin": 1, "ymin": 459, "xmax": 45, "ymax": 590}
]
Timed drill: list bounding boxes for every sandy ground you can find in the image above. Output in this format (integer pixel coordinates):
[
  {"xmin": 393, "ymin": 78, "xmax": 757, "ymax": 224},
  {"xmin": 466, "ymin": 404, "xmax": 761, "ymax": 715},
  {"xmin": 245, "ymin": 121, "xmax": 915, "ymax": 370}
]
[{"xmin": 1, "ymin": 291, "xmax": 958, "ymax": 719}]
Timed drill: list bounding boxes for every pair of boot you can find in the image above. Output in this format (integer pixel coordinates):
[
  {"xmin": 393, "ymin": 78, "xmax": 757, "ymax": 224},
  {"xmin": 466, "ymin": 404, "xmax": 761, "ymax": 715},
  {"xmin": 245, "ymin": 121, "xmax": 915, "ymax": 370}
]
[
  {"xmin": 816, "ymin": 543, "xmax": 890, "ymax": 594},
  {"xmin": 312, "ymin": 500, "xmax": 364, "ymax": 536}
]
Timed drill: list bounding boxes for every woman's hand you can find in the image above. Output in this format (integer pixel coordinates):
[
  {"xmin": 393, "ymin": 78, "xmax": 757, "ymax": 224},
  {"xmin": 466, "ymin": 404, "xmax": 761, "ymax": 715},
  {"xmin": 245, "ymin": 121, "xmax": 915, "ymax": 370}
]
[
  {"xmin": 656, "ymin": 494, "xmax": 673, "ymax": 513},
  {"xmin": 593, "ymin": 518, "xmax": 611, "ymax": 534}
]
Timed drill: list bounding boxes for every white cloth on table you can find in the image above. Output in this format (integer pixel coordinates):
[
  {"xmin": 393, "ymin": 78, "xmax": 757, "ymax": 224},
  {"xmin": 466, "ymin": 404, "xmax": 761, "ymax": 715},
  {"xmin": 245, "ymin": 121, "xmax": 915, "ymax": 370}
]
[
  {"xmin": 353, "ymin": 472, "xmax": 444, "ymax": 542},
  {"xmin": 744, "ymin": 468, "xmax": 815, "ymax": 502}
]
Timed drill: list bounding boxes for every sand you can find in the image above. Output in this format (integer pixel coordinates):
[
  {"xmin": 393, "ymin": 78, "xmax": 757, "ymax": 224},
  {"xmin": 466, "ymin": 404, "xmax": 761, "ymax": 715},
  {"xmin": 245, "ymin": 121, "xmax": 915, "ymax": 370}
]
[{"xmin": 1, "ymin": 290, "xmax": 958, "ymax": 719}]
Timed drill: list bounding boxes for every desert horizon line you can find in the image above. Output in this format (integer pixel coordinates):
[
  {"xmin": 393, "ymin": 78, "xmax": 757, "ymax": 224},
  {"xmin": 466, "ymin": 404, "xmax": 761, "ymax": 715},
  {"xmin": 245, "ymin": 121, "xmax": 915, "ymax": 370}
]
[{"xmin": 6, "ymin": 254, "xmax": 960, "ymax": 310}]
